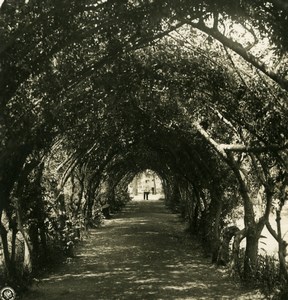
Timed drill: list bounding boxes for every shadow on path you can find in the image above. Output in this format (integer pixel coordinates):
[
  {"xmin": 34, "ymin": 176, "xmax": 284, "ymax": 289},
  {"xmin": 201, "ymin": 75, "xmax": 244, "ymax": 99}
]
[{"xmin": 21, "ymin": 200, "xmax": 263, "ymax": 299}]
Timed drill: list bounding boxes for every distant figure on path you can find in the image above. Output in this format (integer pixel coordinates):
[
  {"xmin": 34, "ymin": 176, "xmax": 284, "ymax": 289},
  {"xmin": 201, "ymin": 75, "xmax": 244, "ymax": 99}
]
[{"xmin": 143, "ymin": 180, "xmax": 150, "ymax": 200}]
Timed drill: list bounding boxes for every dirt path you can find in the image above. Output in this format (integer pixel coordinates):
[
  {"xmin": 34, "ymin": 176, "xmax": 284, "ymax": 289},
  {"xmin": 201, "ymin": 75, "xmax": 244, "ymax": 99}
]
[{"xmin": 21, "ymin": 199, "xmax": 263, "ymax": 300}]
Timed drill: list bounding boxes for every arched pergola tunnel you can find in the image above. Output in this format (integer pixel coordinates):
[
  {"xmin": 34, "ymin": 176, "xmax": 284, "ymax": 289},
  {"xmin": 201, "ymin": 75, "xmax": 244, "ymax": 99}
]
[{"xmin": 0, "ymin": 0, "xmax": 287, "ymax": 296}]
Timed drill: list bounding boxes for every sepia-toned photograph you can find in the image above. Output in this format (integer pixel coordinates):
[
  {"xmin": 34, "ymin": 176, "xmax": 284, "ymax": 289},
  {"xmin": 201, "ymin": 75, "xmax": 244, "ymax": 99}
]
[{"xmin": 0, "ymin": 1, "xmax": 287, "ymax": 299}]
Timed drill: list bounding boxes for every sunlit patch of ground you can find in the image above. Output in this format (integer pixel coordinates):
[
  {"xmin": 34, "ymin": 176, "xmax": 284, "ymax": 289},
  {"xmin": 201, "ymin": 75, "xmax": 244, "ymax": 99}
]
[{"xmin": 21, "ymin": 198, "xmax": 264, "ymax": 300}]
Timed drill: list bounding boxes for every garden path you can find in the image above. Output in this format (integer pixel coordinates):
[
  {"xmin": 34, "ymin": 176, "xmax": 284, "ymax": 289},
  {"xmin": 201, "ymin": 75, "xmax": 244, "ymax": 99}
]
[{"xmin": 21, "ymin": 198, "xmax": 264, "ymax": 300}]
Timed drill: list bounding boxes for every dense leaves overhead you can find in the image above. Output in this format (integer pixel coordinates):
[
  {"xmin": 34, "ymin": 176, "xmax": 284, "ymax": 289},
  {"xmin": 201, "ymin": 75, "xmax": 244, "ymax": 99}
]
[
  {"xmin": 1, "ymin": 2, "xmax": 288, "ymax": 294},
  {"xmin": 0, "ymin": 4, "xmax": 286, "ymax": 144},
  {"xmin": 1, "ymin": 0, "xmax": 287, "ymax": 182},
  {"xmin": 0, "ymin": 0, "xmax": 287, "ymax": 208}
]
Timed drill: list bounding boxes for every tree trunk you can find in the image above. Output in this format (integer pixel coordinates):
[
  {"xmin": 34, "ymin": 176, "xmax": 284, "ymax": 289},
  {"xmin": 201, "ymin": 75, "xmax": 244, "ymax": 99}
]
[
  {"xmin": 230, "ymin": 228, "xmax": 246, "ymax": 274},
  {"xmin": 39, "ymin": 221, "xmax": 48, "ymax": 259},
  {"xmin": 244, "ymin": 226, "xmax": 261, "ymax": 280},
  {"xmin": 10, "ymin": 221, "xmax": 17, "ymax": 265},
  {"xmin": 0, "ymin": 144, "xmax": 32, "ymax": 216},
  {"xmin": 276, "ymin": 210, "xmax": 288, "ymax": 280},
  {"xmin": 227, "ymin": 155, "xmax": 259, "ymax": 279},
  {"xmin": 266, "ymin": 219, "xmax": 288, "ymax": 280},
  {"xmin": 205, "ymin": 190, "xmax": 223, "ymax": 263},
  {"xmin": 191, "ymin": 203, "xmax": 199, "ymax": 234},
  {"xmin": 16, "ymin": 207, "xmax": 34, "ymax": 273},
  {"xmin": 23, "ymin": 237, "xmax": 32, "ymax": 273},
  {"xmin": 69, "ymin": 173, "xmax": 76, "ymax": 211},
  {"xmin": 74, "ymin": 176, "xmax": 85, "ymax": 217},
  {"xmin": 0, "ymin": 221, "xmax": 14, "ymax": 279},
  {"xmin": 217, "ymin": 226, "xmax": 240, "ymax": 265},
  {"xmin": 84, "ymin": 181, "xmax": 97, "ymax": 228}
]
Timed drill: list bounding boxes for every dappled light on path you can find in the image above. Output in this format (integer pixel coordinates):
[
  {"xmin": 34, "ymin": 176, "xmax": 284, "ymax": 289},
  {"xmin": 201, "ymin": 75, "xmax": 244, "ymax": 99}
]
[{"xmin": 21, "ymin": 200, "xmax": 263, "ymax": 299}]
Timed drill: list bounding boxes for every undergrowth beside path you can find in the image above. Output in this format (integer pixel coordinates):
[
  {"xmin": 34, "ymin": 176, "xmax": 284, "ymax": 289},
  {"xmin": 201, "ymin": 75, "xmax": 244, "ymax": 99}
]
[{"xmin": 20, "ymin": 199, "xmax": 264, "ymax": 300}]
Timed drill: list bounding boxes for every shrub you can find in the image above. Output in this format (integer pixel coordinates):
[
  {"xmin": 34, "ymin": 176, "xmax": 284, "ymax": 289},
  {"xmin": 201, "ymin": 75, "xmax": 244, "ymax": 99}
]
[{"xmin": 232, "ymin": 250, "xmax": 287, "ymax": 299}]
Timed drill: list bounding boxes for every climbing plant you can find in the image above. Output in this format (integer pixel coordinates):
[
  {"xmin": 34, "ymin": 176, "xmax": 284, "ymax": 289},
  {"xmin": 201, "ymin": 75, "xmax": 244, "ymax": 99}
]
[{"xmin": 0, "ymin": 0, "xmax": 287, "ymax": 297}]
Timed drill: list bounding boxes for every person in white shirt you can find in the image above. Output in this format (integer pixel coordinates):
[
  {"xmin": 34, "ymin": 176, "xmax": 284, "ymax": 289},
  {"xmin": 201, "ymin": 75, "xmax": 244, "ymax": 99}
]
[{"xmin": 143, "ymin": 180, "xmax": 150, "ymax": 200}]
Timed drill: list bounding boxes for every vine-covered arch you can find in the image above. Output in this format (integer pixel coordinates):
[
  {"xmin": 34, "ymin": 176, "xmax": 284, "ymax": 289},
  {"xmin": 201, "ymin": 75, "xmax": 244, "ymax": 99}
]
[{"xmin": 0, "ymin": 0, "xmax": 287, "ymax": 296}]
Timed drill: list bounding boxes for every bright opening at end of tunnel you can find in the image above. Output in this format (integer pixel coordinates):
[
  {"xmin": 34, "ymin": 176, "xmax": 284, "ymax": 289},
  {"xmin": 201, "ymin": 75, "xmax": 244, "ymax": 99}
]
[{"xmin": 128, "ymin": 169, "xmax": 164, "ymax": 201}]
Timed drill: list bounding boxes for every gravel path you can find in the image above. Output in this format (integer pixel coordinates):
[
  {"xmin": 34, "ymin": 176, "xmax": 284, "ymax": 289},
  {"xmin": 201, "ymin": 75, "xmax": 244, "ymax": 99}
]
[{"xmin": 21, "ymin": 199, "xmax": 263, "ymax": 300}]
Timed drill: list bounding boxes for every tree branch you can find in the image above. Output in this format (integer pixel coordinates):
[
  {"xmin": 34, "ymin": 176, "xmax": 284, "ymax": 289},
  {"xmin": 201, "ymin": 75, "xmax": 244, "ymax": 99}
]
[
  {"xmin": 187, "ymin": 21, "xmax": 288, "ymax": 91},
  {"xmin": 220, "ymin": 143, "xmax": 288, "ymax": 153},
  {"xmin": 192, "ymin": 121, "xmax": 228, "ymax": 159},
  {"xmin": 266, "ymin": 220, "xmax": 280, "ymax": 242}
]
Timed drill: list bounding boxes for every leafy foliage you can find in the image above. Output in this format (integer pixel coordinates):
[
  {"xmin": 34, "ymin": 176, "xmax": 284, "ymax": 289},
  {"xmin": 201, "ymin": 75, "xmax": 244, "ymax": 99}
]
[{"xmin": 0, "ymin": 1, "xmax": 287, "ymax": 297}]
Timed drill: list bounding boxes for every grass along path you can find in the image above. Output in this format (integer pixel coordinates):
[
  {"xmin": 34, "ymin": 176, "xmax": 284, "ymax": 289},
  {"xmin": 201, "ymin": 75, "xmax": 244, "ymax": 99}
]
[{"xmin": 21, "ymin": 199, "xmax": 264, "ymax": 300}]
